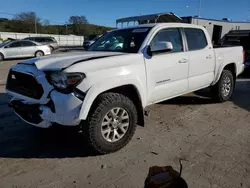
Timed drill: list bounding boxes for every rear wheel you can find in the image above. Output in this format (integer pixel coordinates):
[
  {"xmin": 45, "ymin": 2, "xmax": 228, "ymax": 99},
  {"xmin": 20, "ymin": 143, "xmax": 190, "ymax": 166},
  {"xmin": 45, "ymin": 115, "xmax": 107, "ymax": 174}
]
[
  {"xmin": 0, "ymin": 53, "xmax": 4, "ymax": 61},
  {"xmin": 35, "ymin": 51, "xmax": 44, "ymax": 57},
  {"xmin": 211, "ymin": 70, "xmax": 234, "ymax": 102},
  {"xmin": 83, "ymin": 93, "xmax": 138, "ymax": 154}
]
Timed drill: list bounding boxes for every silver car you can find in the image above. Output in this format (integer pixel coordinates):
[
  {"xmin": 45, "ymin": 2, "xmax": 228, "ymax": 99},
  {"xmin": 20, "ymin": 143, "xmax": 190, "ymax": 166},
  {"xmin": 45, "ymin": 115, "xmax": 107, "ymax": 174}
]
[
  {"xmin": 0, "ymin": 40, "xmax": 51, "ymax": 61},
  {"xmin": 24, "ymin": 37, "xmax": 59, "ymax": 51}
]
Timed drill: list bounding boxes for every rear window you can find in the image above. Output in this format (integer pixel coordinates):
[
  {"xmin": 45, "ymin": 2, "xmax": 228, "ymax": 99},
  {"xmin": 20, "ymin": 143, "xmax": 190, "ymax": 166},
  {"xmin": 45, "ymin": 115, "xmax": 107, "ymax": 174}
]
[
  {"xmin": 184, "ymin": 28, "xmax": 207, "ymax": 51},
  {"xmin": 33, "ymin": 37, "xmax": 55, "ymax": 43}
]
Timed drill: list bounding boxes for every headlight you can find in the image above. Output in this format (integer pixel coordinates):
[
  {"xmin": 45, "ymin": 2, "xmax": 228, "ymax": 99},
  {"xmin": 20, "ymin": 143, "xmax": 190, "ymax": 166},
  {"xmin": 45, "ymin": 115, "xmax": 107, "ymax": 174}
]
[{"xmin": 48, "ymin": 72, "xmax": 85, "ymax": 93}]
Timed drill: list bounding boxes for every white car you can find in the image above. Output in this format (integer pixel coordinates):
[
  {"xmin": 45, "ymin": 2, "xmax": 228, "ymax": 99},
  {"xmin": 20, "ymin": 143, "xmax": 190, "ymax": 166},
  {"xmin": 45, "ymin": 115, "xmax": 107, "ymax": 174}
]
[
  {"xmin": 0, "ymin": 40, "xmax": 51, "ymax": 61},
  {"xmin": 6, "ymin": 23, "xmax": 245, "ymax": 154}
]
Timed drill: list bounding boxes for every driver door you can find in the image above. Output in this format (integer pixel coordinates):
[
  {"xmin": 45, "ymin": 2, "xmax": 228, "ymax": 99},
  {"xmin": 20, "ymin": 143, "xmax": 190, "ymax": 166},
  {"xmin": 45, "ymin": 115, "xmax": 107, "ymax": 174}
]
[
  {"xmin": 144, "ymin": 27, "xmax": 189, "ymax": 104},
  {"xmin": 4, "ymin": 41, "xmax": 23, "ymax": 58}
]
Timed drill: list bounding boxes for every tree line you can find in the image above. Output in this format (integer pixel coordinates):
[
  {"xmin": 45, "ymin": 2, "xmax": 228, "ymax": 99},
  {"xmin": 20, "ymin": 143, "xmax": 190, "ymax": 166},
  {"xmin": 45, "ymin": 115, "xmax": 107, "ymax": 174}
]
[{"xmin": 0, "ymin": 12, "xmax": 114, "ymax": 37}]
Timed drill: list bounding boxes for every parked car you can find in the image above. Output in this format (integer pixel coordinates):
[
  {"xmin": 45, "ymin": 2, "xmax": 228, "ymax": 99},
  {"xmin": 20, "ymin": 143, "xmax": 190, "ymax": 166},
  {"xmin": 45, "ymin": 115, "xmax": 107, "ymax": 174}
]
[
  {"xmin": 23, "ymin": 37, "xmax": 59, "ymax": 51},
  {"xmin": 0, "ymin": 40, "xmax": 51, "ymax": 61},
  {"xmin": 6, "ymin": 23, "xmax": 245, "ymax": 154}
]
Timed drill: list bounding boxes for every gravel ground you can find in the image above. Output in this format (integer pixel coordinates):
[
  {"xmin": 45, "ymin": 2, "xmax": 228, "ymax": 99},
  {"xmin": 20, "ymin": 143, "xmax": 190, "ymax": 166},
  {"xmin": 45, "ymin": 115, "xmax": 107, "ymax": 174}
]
[{"xmin": 0, "ymin": 57, "xmax": 250, "ymax": 188}]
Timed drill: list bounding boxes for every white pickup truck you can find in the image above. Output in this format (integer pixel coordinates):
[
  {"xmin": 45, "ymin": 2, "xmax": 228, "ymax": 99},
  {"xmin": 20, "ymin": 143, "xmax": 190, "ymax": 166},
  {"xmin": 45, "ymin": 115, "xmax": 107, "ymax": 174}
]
[{"xmin": 6, "ymin": 23, "xmax": 245, "ymax": 154}]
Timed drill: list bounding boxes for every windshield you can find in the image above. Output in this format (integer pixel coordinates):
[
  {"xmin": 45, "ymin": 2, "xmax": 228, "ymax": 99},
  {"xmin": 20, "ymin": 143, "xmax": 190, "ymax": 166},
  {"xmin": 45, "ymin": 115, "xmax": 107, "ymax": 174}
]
[
  {"xmin": 88, "ymin": 27, "xmax": 152, "ymax": 53},
  {"xmin": 0, "ymin": 41, "xmax": 10, "ymax": 48}
]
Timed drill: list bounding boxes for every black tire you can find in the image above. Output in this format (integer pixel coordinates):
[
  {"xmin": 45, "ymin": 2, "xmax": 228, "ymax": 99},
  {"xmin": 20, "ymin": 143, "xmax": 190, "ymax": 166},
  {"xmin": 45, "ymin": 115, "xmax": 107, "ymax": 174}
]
[
  {"xmin": 211, "ymin": 70, "xmax": 234, "ymax": 102},
  {"xmin": 83, "ymin": 92, "xmax": 138, "ymax": 154},
  {"xmin": 35, "ymin": 51, "xmax": 44, "ymax": 57},
  {"xmin": 0, "ymin": 53, "xmax": 4, "ymax": 61}
]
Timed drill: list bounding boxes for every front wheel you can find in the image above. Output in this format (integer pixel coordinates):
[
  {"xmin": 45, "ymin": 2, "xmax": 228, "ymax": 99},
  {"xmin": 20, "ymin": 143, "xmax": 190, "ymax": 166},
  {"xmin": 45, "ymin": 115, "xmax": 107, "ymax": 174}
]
[
  {"xmin": 83, "ymin": 93, "xmax": 138, "ymax": 154},
  {"xmin": 211, "ymin": 70, "xmax": 234, "ymax": 102}
]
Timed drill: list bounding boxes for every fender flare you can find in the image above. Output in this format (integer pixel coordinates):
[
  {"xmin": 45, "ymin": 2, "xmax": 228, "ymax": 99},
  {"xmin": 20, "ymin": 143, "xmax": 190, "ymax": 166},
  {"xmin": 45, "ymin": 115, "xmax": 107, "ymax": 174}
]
[
  {"xmin": 212, "ymin": 62, "xmax": 236, "ymax": 85},
  {"xmin": 78, "ymin": 76, "xmax": 146, "ymax": 120}
]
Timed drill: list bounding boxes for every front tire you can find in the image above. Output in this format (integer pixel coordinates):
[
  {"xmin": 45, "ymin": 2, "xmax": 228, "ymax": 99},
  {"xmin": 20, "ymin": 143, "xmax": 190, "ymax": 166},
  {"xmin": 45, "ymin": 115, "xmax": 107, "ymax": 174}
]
[
  {"xmin": 84, "ymin": 93, "xmax": 138, "ymax": 154},
  {"xmin": 211, "ymin": 70, "xmax": 234, "ymax": 102}
]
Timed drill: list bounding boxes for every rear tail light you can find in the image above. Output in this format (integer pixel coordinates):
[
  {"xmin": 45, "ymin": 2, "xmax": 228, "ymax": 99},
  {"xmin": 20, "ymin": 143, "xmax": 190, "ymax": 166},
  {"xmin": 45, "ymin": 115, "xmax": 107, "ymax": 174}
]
[{"xmin": 243, "ymin": 50, "xmax": 245, "ymax": 62}]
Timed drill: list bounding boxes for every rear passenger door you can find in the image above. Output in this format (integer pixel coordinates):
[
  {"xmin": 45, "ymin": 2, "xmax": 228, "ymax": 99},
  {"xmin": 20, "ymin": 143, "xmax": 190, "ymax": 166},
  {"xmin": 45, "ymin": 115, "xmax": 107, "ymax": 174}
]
[
  {"xmin": 20, "ymin": 41, "xmax": 37, "ymax": 57},
  {"xmin": 183, "ymin": 28, "xmax": 215, "ymax": 91}
]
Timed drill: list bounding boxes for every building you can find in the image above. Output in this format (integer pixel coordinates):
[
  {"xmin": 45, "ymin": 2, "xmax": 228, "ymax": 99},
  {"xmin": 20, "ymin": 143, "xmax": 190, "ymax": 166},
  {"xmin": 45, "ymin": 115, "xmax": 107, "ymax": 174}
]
[{"xmin": 180, "ymin": 17, "xmax": 250, "ymax": 45}]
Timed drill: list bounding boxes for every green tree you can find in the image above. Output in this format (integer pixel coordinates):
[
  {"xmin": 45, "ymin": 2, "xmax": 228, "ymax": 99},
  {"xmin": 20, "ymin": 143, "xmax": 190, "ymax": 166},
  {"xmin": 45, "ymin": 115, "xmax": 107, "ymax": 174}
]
[
  {"xmin": 68, "ymin": 15, "xmax": 89, "ymax": 35},
  {"xmin": 13, "ymin": 12, "xmax": 41, "ymax": 33}
]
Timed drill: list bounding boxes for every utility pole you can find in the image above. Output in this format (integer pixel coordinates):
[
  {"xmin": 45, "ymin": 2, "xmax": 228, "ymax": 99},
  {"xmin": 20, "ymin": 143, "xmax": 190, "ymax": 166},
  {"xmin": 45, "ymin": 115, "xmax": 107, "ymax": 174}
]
[
  {"xmin": 65, "ymin": 23, "xmax": 68, "ymax": 35},
  {"xmin": 197, "ymin": 0, "xmax": 201, "ymax": 25}
]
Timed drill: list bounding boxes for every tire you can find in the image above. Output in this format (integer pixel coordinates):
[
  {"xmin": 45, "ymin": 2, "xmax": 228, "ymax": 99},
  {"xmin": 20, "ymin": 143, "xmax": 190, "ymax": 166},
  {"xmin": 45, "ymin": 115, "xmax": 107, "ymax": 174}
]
[
  {"xmin": 211, "ymin": 70, "xmax": 234, "ymax": 102},
  {"xmin": 35, "ymin": 51, "xmax": 44, "ymax": 57},
  {"xmin": 0, "ymin": 53, "xmax": 4, "ymax": 61},
  {"xmin": 83, "ymin": 92, "xmax": 138, "ymax": 154}
]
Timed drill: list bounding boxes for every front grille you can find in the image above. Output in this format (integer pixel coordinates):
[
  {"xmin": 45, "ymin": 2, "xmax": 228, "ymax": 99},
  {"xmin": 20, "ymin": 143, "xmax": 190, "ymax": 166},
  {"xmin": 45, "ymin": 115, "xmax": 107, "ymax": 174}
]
[{"xmin": 6, "ymin": 70, "xmax": 44, "ymax": 99}]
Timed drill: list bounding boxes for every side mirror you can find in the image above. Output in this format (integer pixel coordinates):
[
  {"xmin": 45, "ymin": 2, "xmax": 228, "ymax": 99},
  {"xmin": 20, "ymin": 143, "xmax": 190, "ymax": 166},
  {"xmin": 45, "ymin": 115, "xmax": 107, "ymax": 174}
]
[{"xmin": 150, "ymin": 41, "xmax": 173, "ymax": 55}]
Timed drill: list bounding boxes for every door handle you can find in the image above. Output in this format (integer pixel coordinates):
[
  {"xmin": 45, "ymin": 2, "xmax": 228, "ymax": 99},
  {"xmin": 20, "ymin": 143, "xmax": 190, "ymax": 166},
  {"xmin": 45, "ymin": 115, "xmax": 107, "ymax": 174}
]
[
  {"xmin": 206, "ymin": 55, "xmax": 212, "ymax": 59},
  {"xmin": 179, "ymin": 59, "xmax": 188, "ymax": 63}
]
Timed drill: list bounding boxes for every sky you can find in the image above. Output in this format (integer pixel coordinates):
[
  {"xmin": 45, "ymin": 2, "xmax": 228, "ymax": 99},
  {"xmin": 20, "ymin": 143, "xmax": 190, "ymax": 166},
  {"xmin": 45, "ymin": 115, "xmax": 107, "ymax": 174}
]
[{"xmin": 0, "ymin": 0, "xmax": 250, "ymax": 27}]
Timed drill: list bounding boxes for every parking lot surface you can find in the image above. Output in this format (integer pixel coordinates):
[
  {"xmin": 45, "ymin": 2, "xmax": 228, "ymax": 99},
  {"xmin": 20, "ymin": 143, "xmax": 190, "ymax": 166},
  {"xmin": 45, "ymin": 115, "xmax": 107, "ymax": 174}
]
[{"xmin": 0, "ymin": 58, "xmax": 250, "ymax": 188}]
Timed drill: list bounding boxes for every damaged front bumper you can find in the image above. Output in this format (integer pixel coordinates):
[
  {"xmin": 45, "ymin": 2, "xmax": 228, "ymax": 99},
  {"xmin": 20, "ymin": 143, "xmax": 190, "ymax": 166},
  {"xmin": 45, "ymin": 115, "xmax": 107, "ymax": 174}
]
[{"xmin": 9, "ymin": 90, "xmax": 83, "ymax": 128}]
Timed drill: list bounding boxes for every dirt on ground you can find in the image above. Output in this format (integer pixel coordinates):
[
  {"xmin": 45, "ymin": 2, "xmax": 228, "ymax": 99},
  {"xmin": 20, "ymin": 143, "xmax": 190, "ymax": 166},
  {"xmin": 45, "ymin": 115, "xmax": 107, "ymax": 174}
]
[{"xmin": 0, "ymin": 59, "xmax": 250, "ymax": 188}]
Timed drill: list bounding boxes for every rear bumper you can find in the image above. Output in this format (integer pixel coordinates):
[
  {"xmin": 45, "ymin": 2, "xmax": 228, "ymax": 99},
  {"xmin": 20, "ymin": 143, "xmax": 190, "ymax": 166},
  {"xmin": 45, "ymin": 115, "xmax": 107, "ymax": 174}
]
[
  {"xmin": 44, "ymin": 51, "xmax": 51, "ymax": 56},
  {"xmin": 9, "ymin": 90, "xmax": 83, "ymax": 128}
]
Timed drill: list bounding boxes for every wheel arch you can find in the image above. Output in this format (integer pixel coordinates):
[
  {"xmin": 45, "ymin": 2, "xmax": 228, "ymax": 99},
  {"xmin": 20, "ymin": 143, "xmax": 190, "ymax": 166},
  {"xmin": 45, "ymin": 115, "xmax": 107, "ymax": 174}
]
[
  {"xmin": 79, "ymin": 81, "xmax": 145, "ymax": 127},
  {"xmin": 213, "ymin": 62, "xmax": 237, "ymax": 85},
  {"xmin": 0, "ymin": 52, "xmax": 4, "ymax": 60}
]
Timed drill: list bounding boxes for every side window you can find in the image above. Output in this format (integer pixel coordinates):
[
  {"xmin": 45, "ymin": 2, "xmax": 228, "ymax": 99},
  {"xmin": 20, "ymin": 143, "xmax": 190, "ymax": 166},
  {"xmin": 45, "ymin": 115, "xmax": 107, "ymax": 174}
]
[
  {"xmin": 7, "ymin": 42, "xmax": 22, "ymax": 48},
  {"xmin": 150, "ymin": 28, "xmax": 183, "ymax": 53},
  {"xmin": 45, "ymin": 38, "xmax": 53, "ymax": 42},
  {"xmin": 21, "ymin": 41, "xmax": 36, "ymax": 47},
  {"xmin": 36, "ymin": 38, "xmax": 45, "ymax": 43},
  {"xmin": 184, "ymin": 28, "xmax": 207, "ymax": 51}
]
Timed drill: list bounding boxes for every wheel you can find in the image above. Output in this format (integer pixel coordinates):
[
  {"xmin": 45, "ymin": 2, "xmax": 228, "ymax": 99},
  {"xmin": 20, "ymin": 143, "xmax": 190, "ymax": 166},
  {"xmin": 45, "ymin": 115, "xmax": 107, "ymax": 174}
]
[
  {"xmin": 211, "ymin": 70, "xmax": 234, "ymax": 102},
  {"xmin": 115, "ymin": 46, "xmax": 122, "ymax": 50},
  {"xmin": 0, "ymin": 53, "xmax": 4, "ymax": 61},
  {"xmin": 83, "ymin": 92, "xmax": 138, "ymax": 154},
  {"xmin": 35, "ymin": 51, "xmax": 44, "ymax": 57}
]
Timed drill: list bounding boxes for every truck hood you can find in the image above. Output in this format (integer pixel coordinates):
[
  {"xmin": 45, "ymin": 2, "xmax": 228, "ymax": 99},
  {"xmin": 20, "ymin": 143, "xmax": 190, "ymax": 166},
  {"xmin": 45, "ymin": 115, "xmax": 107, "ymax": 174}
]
[{"xmin": 18, "ymin": 51, "xmax": 125, "ymax": 71}]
